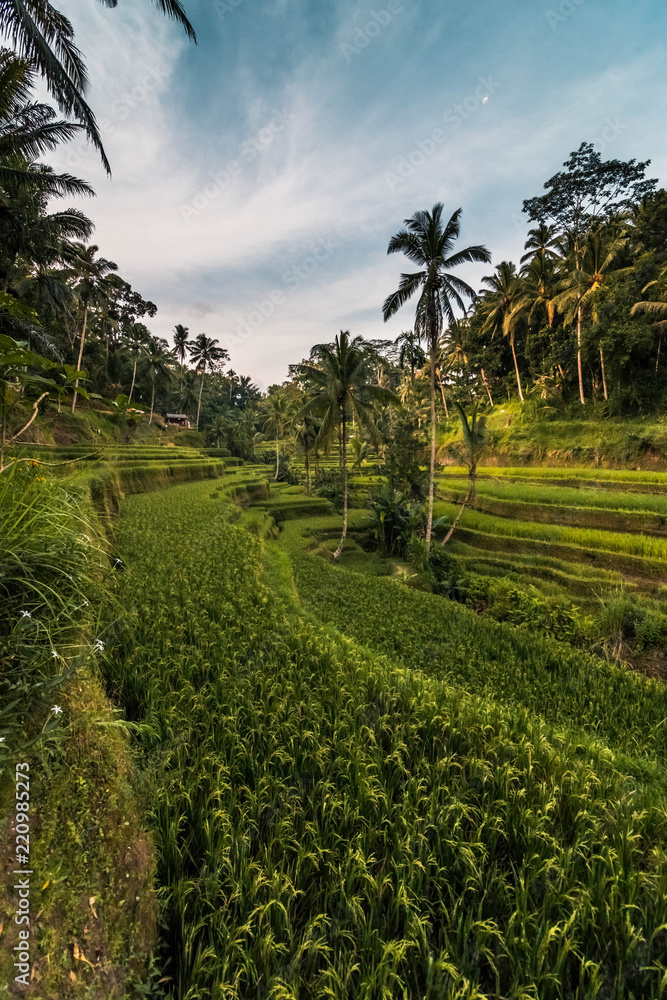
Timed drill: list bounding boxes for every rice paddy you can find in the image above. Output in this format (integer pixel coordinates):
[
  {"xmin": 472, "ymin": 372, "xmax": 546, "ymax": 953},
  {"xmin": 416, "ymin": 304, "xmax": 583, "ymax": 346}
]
[{"xmin": 99, "ymin": 456, "xmax": 667, "ymax": 998}]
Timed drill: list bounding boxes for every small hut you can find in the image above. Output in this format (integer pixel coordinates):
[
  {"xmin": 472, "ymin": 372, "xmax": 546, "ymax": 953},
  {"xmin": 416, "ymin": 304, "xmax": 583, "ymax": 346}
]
[{"xmin": 166, "ymin": 413, "xmax": 191, "ymax": 428}]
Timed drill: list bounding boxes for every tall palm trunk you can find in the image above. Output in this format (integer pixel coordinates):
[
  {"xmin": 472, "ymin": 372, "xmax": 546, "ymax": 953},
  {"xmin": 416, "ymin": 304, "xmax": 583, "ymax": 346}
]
[
  {"xmin": 305, "ymin": 450, "xmax": 311, "ymax": 495},
  {"xmin": 656, "ymin": 337, "xmax": 662, "ymax": 373},
  {"xmin": 334, "ymin": 411, "xmax": 348, "ymax": 559},
  {"xmin": 71, "ymin": 305, "xmax": 88, "ymax": 413},
  {"xmin": 510, "ymin": 334, "xmax": 524, "ymax": 402},
  {"xmin": 149, "ymin": 375, "xmax": 155, "ymax": 425},
  {"xmin": 442, "ymin": 462, "xmax": 476, "ymax": 546},
  {"xmin": 576, "ymin": 307, "xmax": 585, "ymax": 404},
  {"xmin": 481, "ymin": 367, "xmax": 494, "ymax": 406},
  {"xmin": 600, "ymin": 346, "xmax": 608, "ymax": 401},
  {"xmin": 196, "ymin": 369, "xmax": 205, "ymax": 428},
  {"xmin": 128, "ymin": 356, "xmax": 138, "ymax": 403},
  {"xmin": 425, "ymin": 347, "xmax": 437, "ymax": 558},
  {"xmin": 274, "ymin": 437, "xmax": 280, "ymax": 480},
  {"xmin": 437, "ymin": 372, "xmax": 449, "ymax": 418}
]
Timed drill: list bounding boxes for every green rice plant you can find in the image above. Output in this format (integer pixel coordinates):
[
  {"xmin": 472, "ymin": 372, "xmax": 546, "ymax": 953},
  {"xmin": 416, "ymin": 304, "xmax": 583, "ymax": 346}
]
[
  {"xmin": 101, "ymin": 480, "xmax": 667, "ymax": 999},
  {"xmin": 432, "ymin": 500, "xmax": 667, "ymax": 561},
  {"xmin": 445, "ymin": 476, "xmax": 667, "ymax": 515},
  {"xmin": 441, "ymin": 464, "xmax": 667, "ymax": 487}
]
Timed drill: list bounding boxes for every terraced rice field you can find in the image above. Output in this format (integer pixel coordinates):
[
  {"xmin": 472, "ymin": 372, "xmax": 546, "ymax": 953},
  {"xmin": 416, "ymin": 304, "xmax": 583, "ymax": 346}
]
[{"xmin": 103, "ymin": 469, "xmax": 667, "ymax": 999}]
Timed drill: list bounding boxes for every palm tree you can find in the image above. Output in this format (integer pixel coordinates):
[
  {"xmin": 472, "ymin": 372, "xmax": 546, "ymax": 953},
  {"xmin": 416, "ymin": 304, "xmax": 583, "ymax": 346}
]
[
  {"xmin": 520, "ymin": 222, "xmax": 560, "ymax": 265},
  {"xmin": 68, "ymin": 243, "xmax": 117, "ymax": 411},
  {"xmin": 515, "ymin": 253, "xmax": 559, "ymax": 329},
  {"xmin": 124, "ymin": 324, "xmax": 150, "ymax": 403},
  {"xmin": 262, "ymin": 393, "xmax": 290, "ymax": 480},
  {"xmin": 207, "ymin": 413, "xmax": 229, "ymax": 448},
  {"xmin": 441, "ymin": 401, "xmax": 487, "ymax": 546},
  {"xmin": 395, "ymin": 329, "xmax": 425, "ymax": 395},
  {"xmin": 350, "ymin": 437, "xmax": 369, "ymax": 474},
  {"xmin": 0, "ymin": 0, "xmax": 196, "ymax": 174},
  {"xmin": 292, "ymin": 410, "xmax": 320, "ymax": 494},
  {"xmin": 382, "ymin": 205, "xmax": 490, "ymax": 557},
  {"xmin": 226, "ymin": 368, "xmax": 237, "ymax": 403},
  {"xmin": 140, "ymin": 337, "xmax": 172, "ymax": 425},
  {"xmin": 478, "ymin": 261, "xmax": 526, "ymax": 403},
  {"xmin": 172, "ymin": 323, "xmax": 190, "ymax": 366},
  {"xmin": 187, "ymin": 333, "xmax": 229, "ymax": 429},
  {"xmin": 176, "ymin": 369, "xmax": 199, "ymax": 415},
  {"xmin": 552, "ymin": 228, "xmax": 630, "ymax": 402},
  {"xmin": 298, "ymin": 331, "xmax": 398, "ymax": 559},
  {"xmin": 631, "ymin": 263, "xmax": 667, "ymax": 373}
]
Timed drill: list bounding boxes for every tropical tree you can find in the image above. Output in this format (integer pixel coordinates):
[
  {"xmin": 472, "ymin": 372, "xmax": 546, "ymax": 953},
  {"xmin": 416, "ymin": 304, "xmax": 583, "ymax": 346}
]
[
  {"xmin": 262, "ymin": 392, "xmax": 290, "ymax": 479},
  {"xmin": 176, "ymin": 368, "xmax": 199, "ymax": 415},
  {"xmin": 631, "ymin": 263, "xmax": 667, "ymax": 373},
  {"xmin": 187, "ymin": 332, "xmax": 228, "ymax": 429},
  {"xmin": 172, "ymin": 323, "xmax": 190, "ymax": 368},
  {"xmin": 441, "ymin": 400, "xmax": 487, "ymax": 546},
  {"xmin": 350, "ymin": 437, "xmax": 369, "ymax": 474},
  {"xmin": 382, "ymin": 205, "xmax": 491, "ymax": 556},
  {"xmin": 520, "ymin": 222, "xmax": 560, "ymax": 265},
  {"xmin": 140, "ymin": 337, "xmax": 172, "ymax": 424},
  {"xmin": 68, "ymin": 243, "xmax": 117, "ymax": 411},
  {"xmin": 515, "ymin": 253, "xmax": 559, "ymax": 329},
  {"xmin": 395, "ymin": 329, "xmax": 425, "ymax": 394},
  {"xmin": 298, "ymin": 330, "xmax": 398, "ymax": 559},
  {"xmin": 0, "ymin": 0, "xmax": 196, "ymax": 173},
  {"xmin": 124, "ymin": 323, "xmax": 150, "ymax": 403},
  {"xmin": 292, "ymin": 410, "xmax": 319, "ymax": 494},
  {"xmin": 226, "ymin": 368, "xmax": 237, "ymax": 403},
  {"xmin": 552, "ymin": 227, "xmax": 630, "ymax": 402},
  {"xmin": 479, "ymin": 261, "xmax": 525, "ymax": 403}
]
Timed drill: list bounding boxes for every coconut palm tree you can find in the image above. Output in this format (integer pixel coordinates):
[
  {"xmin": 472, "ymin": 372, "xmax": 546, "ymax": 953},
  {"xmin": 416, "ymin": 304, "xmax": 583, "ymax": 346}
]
[
  {"xmin": 187, "ymin": 332, "xmax": 229, "ymax": 429},
  {"xmin": 382, "ymin": 205, "xmax": 491, "ymax": 557},
  {"xmin": 515, "ymin": 253, "xmax": 559, "ymax": 329},
  {"xmin": 124, "ymin": 323, "xmax": 150, "ymax": 403},
  {"xmin": 552, "ymin": 228, "xmax": 630, "ymax": 402},
  {"xmin": 520, "ymin": 222, "xmax": 560, "ymax": 265},
  {"xmin": 68, "ymin": 243, "xmax": 117, "ymax": 411},
  {"xmin": 0, "ymin": 0, "xmax": 196, "ymax": 174},
  {"xmin": 172, "ymin": 324, "xmax": 190, "ymax": 366},
  {"xmin": 479, "ymin": 261, "xmax": 525, "ymax": 404},
  {"xmin": 225, "ymin": 368, "xmax": 238, "ymax": 403},
  {"xmin": 292, "ymin": 410, "xmax": 320, "ymax": 494},
  {"xmin": 140, "ymin": 337, "xmax": 172, "ymax": 425},
  {"xmin": 262, "ymin": 392, "xmax": 290, "ymax": 480},
  {"xmin": 395, "ymin": 329, "xmax": 425, "ymax": 395},
  {"xmin": 350, "ymin": 437, "xmax": 369, "ymax": 474},
  {"xmin": 631, "ymin": 262, "xmax": 667, "ymax": 373},
  {"xmin": 298, "ymin": 331, "xmax": 398, "ymax": 558},
  {"xmin": 176, "ymin": 369, "xmax": 199, "ymax": 415}
]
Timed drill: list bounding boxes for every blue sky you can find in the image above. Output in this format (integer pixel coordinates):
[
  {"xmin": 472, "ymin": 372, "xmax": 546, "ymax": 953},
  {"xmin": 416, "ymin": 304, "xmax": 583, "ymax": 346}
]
[{"xmin": 49, "ymin": 0, "xmax": 667, "ymax": 387}]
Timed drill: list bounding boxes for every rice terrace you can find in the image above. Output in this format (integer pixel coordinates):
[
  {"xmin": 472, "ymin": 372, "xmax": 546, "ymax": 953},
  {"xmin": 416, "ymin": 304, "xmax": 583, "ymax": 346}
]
[{"xmin": 3, "ymin": 0, "xmax": 667, "ymax": 998}]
